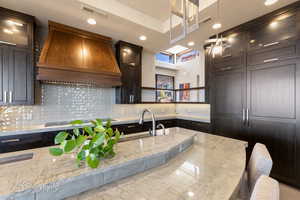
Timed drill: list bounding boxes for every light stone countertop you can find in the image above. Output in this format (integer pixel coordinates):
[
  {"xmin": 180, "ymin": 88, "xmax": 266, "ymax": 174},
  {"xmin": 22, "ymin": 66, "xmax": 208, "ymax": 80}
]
[
  {"xmin": 0, "ymin": 128, "xmax": 196, "ymax": 199},
  {"xmin": 0, "ymin": 114, "xmax": 210, "ymax": 137},
  {"xmin": 68, "ymin": 130, "xmax": 248, "ymax": 200},
  {"xmin": 0, "ymin": 128, "xmax": 247, "ymax": 200}
]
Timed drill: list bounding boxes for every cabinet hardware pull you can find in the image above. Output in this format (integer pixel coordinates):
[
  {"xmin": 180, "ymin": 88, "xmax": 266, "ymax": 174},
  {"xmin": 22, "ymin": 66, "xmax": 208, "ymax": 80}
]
[
  {"xmin": 127, "ymin": 125, "xmax": 136, "ymax": 128},
  {"xmin": 221, "ymin": 66, "xmax": 232, "ymax": 71},
  {"xmin": 242, "ymin": 109, "xmax": 245, "ymax": 124},
  {"xmin": 1, "ymin": 138, "xmax": 20, "ymax": 143},
  {"xmin": 263, "ymin": 41, "xmax": 280, "ymax": 47},
  {"xmin": 263, "ymin": 58, "xmax": 279, "ymax": 63},
  {"xmin": 0, "ymin": 40, "xmax": 16, "ymax": 46},
  {"xmin": 3, "ymin": 91, "xmax": 7, "ymax": 103},
  {"xmin": 9, "ymin": 91, "xmax": 12, "ymax": 103},
  {"xmin": 222, "ymin": 54, "xmax": 232, "ymax": 58},
  {"xmin": 246, "ymin": 108, "xmax": 249, "ymax": 127}
]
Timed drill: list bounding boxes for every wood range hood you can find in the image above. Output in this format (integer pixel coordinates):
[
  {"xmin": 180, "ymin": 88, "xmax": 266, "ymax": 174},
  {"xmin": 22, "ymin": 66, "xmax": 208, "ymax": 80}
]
[{"xmin": 37, "ymin": 21, "xmax": 121, "ymax": 87}]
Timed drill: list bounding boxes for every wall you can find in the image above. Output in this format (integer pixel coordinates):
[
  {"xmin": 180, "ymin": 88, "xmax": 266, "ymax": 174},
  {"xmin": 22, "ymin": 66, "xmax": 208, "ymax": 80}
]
[
  {"xmin": 175, "ymin": 51, "xmax": 205, "ymax": 88},
  {"xmin": 0, "ymin": 29, "xmax": 210, "ymax": 129},
  {"xmin": 0, "ymin": 84, "xmax": 176, "ymax": 128},
  {"xmin": 141, "ymin": 50, "xmax": 156, "ymax": 88}
]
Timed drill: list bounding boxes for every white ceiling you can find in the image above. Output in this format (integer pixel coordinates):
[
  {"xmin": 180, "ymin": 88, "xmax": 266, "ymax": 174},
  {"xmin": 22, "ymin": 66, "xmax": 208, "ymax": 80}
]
[
  {"xmin": 116, "ymin": 0, "xmax": 170, "ymax": 21},
  {"xmin": 0, "ymin": 0, "xmax": 298, "ymax": 52}
]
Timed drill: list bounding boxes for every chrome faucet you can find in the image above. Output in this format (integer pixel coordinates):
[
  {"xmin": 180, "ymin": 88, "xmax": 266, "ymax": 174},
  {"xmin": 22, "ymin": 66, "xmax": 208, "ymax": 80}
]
[
  {"xmin": 139, "ymin": 109, "xmax": 156, "ymax": 136},
  {"xmin": 157, "ymin": 123, "xmax": 166, "ymax": 135}
]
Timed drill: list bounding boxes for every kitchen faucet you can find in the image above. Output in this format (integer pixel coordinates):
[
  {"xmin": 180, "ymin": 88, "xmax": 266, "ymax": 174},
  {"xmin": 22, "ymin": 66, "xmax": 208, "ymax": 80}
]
[{"xmin": 139, "ymin": 109, "xmax": 156, "ymax": 136}]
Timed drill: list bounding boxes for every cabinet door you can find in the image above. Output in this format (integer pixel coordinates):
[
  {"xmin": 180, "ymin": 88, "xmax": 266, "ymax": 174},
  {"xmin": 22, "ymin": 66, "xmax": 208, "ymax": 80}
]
[
  {"xmin": 211, "ymin": 67, "xmax": 247, "ymax": 141},
  {"xmin": 8, "ymin": 47, "xmax": 34, "ymax": 105},
  {"xmin": 116, "ymin": 41, "xmax": 142, "ymax": 104},
  {"xmin": 0, "ymin": 11, "xmax": 33, "ymax": 49},
  {"xmin": 246, "ymin": 59, "xmax": 299, "ymax": 186},
  {"xmin": 0, "ymin": 46, "xmax": 9, "ymax": 105}
]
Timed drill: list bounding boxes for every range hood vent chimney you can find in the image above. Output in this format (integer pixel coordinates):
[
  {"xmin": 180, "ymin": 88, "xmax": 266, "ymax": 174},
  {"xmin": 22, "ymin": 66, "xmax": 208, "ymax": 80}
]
[{"xmin": 37, "ymin": 21, "xmax": 121, "ymax": 87}]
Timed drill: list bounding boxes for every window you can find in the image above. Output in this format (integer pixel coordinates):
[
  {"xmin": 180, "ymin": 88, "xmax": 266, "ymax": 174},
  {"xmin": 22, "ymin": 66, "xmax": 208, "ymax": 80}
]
[
  {"xmin": 177, "ymin": 50, "xmax": 199, "ymax": 62},
  {"xmin": 155, "ymin": 52, "xmax": 174, "ymax": 64}
]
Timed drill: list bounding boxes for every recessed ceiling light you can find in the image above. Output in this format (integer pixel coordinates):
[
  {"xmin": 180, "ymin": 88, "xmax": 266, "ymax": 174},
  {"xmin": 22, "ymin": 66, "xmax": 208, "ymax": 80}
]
[
  {"xmin": 139, "ymin": 35, "xmax": 147, "ymax": 41},
  {"xmin": 188, "ymin": 41, "xmax": 195, "ymax": 46},
  {"xmin": 87, "ymin": 18, "xmax": 96, "ymax": 25},
  {"xmin": 212, "ymin": 23, "xmax": 222, "ymax": 30},
  {"xmin": 265, "ymin": 0, "xmax": 278, "ymax": 6}
]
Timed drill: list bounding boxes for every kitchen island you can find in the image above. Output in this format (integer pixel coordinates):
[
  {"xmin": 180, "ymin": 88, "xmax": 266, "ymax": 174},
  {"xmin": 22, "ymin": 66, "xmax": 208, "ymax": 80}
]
[{"xmin": 0, "ymin": 128, "xmax": 247, "ymax": 200}]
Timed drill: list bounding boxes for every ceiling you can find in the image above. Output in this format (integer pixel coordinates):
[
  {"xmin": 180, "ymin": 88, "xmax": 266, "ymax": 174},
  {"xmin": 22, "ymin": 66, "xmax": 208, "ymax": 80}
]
[
  {"xmin": 0, "ymin": 0, "xmax": 298, "ymax": 52},
  {"xmin": 116, "ymin": 0, "xmax": 170, "ymax": 21}
]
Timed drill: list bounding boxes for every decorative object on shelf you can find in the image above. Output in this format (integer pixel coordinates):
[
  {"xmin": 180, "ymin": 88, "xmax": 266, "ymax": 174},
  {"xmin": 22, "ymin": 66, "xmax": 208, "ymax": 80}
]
[
  {"xmin": 49, "ymin": 119, "xmax": 121, "ymax": 168},
  {"xmin": 169, "ymin": 0, "xmax": 199, "ymax": 44},
  {"xmin": 179, "ymin": 83, "xmax": 191, "ymax": 101}
]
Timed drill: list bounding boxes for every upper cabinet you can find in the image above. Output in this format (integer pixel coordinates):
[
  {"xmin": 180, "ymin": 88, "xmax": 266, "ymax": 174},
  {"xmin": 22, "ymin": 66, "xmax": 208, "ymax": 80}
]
[
  {"xmin": 115, "ymin": 41, "xmax": 143, "ymax": 104},
  {"xmin": 0, "ymin": 7, "xmax": 35, "ymax": 105},
  {"xmin": 0, "ymin": 7, "xmax": 34, "ymax": 49}
]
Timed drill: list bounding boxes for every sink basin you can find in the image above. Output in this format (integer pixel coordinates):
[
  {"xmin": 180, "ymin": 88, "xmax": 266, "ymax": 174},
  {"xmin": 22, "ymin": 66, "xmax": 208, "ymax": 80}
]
[
  {"xmin": 118, "ymin": 133, "xmax": 151, "ymax": 143},
  {"xmin": 44, "ymin": 119, "xmax": 116, "ymax": 127},
  {"xmin": 118, "ymin": 129, "xmax": 168, "ymax": 143}
]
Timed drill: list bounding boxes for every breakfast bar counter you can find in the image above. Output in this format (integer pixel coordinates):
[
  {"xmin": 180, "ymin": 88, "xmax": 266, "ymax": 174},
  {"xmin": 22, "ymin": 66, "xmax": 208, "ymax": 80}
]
[{"xmin": 0, "ymin": 128, "xmax": 247, "ymax": 200}]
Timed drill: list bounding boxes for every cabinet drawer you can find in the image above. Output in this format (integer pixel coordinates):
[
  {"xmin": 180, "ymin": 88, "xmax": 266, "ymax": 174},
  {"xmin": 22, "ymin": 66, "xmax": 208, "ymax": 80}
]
[
  {"xmin": 247, "ymin": 43, "xmax": 298, "ymax": 66},
  {"xmin": 0, "ymin": 134, "xmax": 44, "ymax": 153},
  {"xmin": 212, "ymin": 56, "xmax": 244, "ymax": 72},
  {"xmin": 247, "ymin": 11, "xmax": 298, "ymax": 52}
]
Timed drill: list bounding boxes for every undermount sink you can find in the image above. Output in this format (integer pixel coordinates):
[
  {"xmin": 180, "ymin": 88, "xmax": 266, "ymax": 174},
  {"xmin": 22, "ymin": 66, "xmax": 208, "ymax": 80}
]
[
  {"xmin": 119, "ymin": 129, "xmax": 168, "ymax": 143},
  {"xmin": 44, "ymin": 119, "xmax": 116, "ymax": 127}
]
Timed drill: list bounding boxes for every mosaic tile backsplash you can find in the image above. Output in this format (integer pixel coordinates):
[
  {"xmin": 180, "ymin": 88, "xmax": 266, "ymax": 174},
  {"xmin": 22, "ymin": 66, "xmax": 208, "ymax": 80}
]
[{"xmin": 0, "ymin": 84, "xmax": 176, "ymax": 128}]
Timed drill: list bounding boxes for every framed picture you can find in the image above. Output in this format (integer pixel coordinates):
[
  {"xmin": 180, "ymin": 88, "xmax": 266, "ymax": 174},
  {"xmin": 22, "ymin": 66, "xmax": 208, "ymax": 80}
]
[
  {"xmin": 156, "ymin": 74, "xmax": 174, "ymax": 90},
  {"xmin": 156, "ymin": 74, "xmax": 175, "ymax": 102}
]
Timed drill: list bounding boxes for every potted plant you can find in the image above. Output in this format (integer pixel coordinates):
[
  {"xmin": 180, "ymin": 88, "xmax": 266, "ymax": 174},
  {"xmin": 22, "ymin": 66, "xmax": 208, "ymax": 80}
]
[{"xmin": 49, "ymin": 119, "xmax": 121, "ymax": 168}]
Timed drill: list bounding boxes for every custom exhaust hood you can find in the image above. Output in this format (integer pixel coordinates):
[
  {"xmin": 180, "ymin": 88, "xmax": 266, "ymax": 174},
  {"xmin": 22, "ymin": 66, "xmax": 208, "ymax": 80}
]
[{"xmin": 37, "ymin": 21, "xmax": 121, "ymax": 87}]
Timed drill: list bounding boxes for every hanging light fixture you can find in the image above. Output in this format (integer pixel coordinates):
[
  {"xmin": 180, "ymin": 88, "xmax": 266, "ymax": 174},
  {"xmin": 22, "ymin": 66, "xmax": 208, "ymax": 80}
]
[
  {"xmin": 169, "ymin": 0, "xmax": 199, "ymax": 44},
  {"xmin": 206, "ymin": 0, "xmax": 227, "ymax": 58}
]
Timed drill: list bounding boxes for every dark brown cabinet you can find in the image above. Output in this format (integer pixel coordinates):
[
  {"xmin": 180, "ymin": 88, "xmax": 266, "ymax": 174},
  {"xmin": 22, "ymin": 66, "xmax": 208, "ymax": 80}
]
[
  {"xmin": 0, "ymin": 7, "xmax": 34, "ymax": 105},
  {"xmin": 115, "ymin": 41, "xmax": 143, "ymax": 104},
  {"xmin": 209, "ymin": 3, "xmax": 300, "ymax": 188}
]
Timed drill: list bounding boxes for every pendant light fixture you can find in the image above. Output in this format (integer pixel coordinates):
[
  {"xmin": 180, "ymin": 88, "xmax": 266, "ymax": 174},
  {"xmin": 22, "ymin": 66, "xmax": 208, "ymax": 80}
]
[
  {"xmin": 169, "ymin": 0, "xmax": 199, "ymax": 44},
  {"xmin": 206, "ymin": 0, "xmax": 227, "ymax": 58}
]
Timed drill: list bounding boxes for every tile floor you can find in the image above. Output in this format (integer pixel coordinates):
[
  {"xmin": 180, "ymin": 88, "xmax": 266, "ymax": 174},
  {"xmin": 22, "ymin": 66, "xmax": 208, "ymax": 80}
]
[{"xmin": 280, "ymin": 183, "xmax": 300, "ymax": 200}]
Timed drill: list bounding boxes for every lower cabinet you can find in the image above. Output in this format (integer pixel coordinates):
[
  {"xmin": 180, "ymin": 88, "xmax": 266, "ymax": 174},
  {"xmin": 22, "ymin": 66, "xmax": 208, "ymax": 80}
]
[
  {"xmin": 0, "ymin": 119, "xmax": 211, "ymax": 154},
  {"xmin": 0, "ymin": 132, "xmax": 57, "ymax": 153}
]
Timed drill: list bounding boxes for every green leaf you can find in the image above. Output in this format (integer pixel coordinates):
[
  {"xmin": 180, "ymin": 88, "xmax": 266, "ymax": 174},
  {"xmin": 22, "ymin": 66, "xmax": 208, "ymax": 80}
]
[
  {"xmin": 115, "ymin": 129, "xmax": 121, "ymax": 142},
  {"xmin": 87, "ymin": 153, "xmax": 100, "ymax": 168},
  {"xmin": 77, "ymin": 150, "xmax": 86, "ymax": 161},
  {"xmin": 84, "ymin": 126, "xmax": 94, "ymax": 136},
  {"xmin": 62, "ymin": 140, "xmax": 77, "ymax": 153},
  {"xmin": 76, "ymin": 135, "xmax": 86, "ymax": 146},
  {"xmin": 106, "ymin": 119, "xmax": 112, "ymax": 128},
  {"xmin": 70, "ymin": 120, "xmax": 84, "ymax": 125},
  {"xmin": 94, "ymin": 126, "xmax": 105, "ymax": 133},
  {"xmin": 106, "ymin": 128, "xmax": 113, "ymax": 137},
  {"xmin": 95, "ymin": 119, "xmax": 103, "ymax": 126},
  {"xmin": 92, "ymin": 133, "xmax": 105, "ymax": 147},
  {"xmin": 49, "ymin": 148, "xmax": 63, "ymax": 156},
  {"xmin": 73, "ymin": 128, "xmax": 80, "ymax": 136},
  {"xmin": 55, "ymin": 131, "xmax": 68, "ymax": 144},
  {"xmin": 91, "ymin": 120, "xmax": 97, "ymax": 126}
]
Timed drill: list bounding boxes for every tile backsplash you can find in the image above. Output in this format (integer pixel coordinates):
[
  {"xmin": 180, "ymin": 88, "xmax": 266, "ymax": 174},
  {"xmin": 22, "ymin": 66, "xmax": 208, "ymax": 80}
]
[{"xmin": 0, "ymin": 83, "xmax": 176, "ymax": 128}]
